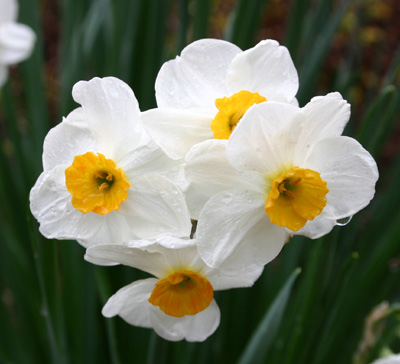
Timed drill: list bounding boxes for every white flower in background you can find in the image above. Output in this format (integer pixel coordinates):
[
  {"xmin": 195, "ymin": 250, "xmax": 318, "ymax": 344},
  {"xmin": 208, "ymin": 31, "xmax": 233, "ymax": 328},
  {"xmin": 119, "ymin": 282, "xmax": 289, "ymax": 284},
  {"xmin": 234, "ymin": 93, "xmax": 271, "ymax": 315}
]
[
  {"xmin": 85, "ymin": 237, "xmax": 263, "ymax": 342},
  {"xmin": 30, "ymin": 77, "xmax": 191, "ymax": 247},
  {"xmin": 371, "ymin": 355, "xmax": 400, "ymax": 364},
  {"xmin": 0, "ymin": 0, "xmax": 35, "ymax": 86},
  {"xmin": 186, "ymin": 93, "xmax": 378, "ymax": 274},
  {"xmin": 141, "ymin": 38, "xmax": 298, "ymax": 160}
]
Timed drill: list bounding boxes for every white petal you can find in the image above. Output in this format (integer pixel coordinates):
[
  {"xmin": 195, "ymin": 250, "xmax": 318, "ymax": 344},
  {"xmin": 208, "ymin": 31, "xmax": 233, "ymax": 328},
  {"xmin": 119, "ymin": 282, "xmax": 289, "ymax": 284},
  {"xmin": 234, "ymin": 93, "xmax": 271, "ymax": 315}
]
[
  {"xmin": 85, "ymin": 244, "xmax": 169, "ymax": 277},
  {"xmin": 0, "ymin": 64, "xmax": 7, "ymax": 86},
  {"xmin": 71, "ymin": 77, "xmax": 145, "ymax": 161},
  {"xmin": 227, "ymin": 102, "xmax": 304, "ymax": 174},
  {"xmin": 295, "ymin": 92, "xmax": 350, "ymax": 163},
  {"xmin": 78, "ymin": 210, "xmax": 138, "ymax": 246},
  {"xmin": 29, "ymin": 165, "xmax": 103, "ymax": 243},
  {"xmin": 226, "ymin": 40, "xmax": 298, "ymax": 102},
  {"xmin": 185, "ymin": 139, "xmax": 264, "ymax": 216},
  {"xmin": 184, "ymin": 184, "xmax": 210, "ymax": 220},
  {"xmin": 102, "ymin": 278, "xmax": 156, "ymax": 329},
  {"xmin": 371, "ymin": 355, "xmax": 400, "ymax": 364},
  {"xmin": 155, "ymin": 39, "xmax": 242, "ymax": 110},
  {"xmin": 0, "ymin": 22, "xmax": 35, "ymax": 64},
  {"xmin": 196, "ymin": 190, "xmax": 287, "ymax": 275},
  {"xmin": 304, "ymin": 136, "xmax": 378, "ymax": 219},
  {"xmin": 117, "ymin": 135, "xmax": 186, "ymax": 190},
  {"xmin": 141, "ymin": 108, "xmax": 214, "ymax": 160},
  {"xmin": 128, "ymin": 236, "xmax": 195, "ymax": 251},
  {"xmin": 42, "ymin": 108, "xmax": 97, "ymax": 171},
  {"xmin": 207, "ymin": 267, "xmax": 264, "ymax": 290},
  {"xmin": 294, "ymin": 213, "xmax": 336, "ymax": 239},
  {"xmin": 0, "ymin": 0, "xmax": 17, "ymax": 22},
  {"xmin": 149, "ymin": 299, "xmax": 220, "ymax": 342},
  {"xmin": 132, "ymin": 240, "xmax": 206, "ymax": 275},
  {"xmin": 128, "ymin": 239, "xmax": 254, "ymax": 286},
  {"xmin": 119, "ymin": 175, "xmax": 191, "ymax": 239}
]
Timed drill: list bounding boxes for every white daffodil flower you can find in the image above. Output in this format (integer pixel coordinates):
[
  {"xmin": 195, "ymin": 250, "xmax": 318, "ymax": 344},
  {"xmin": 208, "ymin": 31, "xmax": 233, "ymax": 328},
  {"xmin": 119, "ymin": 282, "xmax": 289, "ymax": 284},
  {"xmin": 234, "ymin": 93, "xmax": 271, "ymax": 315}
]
[
  {"xmin": 85, "ymin": 236, "xmax": 263, "ymax": 342},
  {"xmin": 0, "ymin": 0, "xmax": 35, "ymax": 86},
  {"xmin": 141, "ymin": 38, "xmax": 298, "ymax": 160},
  {"xmin": 371, "ymin": 355, "xmax": 400, "ymax": 364},
  {"xmin": 30, "ymin": 77, "xmax": 191, "ymax": 247},
  {"xmin": 186, "ymin": 93, "xmax": 378, "ymax": 274}
]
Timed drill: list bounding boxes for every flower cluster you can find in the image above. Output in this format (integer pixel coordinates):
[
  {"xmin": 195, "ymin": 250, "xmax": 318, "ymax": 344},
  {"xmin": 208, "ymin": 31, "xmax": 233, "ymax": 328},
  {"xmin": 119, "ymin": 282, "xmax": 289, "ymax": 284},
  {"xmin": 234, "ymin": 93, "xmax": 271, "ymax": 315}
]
[
  {"xmin": 0, "ymin": 0, "xmax": 35, "ymax": 87},
  {"xmin": 30, "ymin": 38, "xmax": 378, "ymax": 342}
]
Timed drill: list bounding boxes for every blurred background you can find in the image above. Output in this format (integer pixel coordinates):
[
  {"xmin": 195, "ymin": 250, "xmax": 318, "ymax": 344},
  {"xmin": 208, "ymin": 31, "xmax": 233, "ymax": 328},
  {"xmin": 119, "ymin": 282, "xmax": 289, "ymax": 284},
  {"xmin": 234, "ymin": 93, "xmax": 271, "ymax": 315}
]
[{"xmin": 0, "ymin": 0, "xmax": 399, "ymax": 363}]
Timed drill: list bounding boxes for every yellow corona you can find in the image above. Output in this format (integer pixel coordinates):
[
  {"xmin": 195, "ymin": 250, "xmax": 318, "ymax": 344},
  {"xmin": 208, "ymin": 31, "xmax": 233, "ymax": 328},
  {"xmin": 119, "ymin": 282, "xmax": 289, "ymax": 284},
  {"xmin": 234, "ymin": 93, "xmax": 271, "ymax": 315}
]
[
  {"xmin": 211, "ymin": 90, "xmax": 267, "ymax": 139},
  {"xmin": 265, "ymin": 167, "xmax": 329, "ymax": 231},
  {"xmin": 65, "ymin": 152, "xmax": 130, "ymax": 215}
]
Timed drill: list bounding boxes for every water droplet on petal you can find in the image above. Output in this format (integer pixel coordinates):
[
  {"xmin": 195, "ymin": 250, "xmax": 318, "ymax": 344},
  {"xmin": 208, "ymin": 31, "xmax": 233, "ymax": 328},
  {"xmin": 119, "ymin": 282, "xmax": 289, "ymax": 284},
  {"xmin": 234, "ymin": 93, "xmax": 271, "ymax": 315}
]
[{"xmin": 336, "ymin": 216, "xmax": 352, "ymax": 226}]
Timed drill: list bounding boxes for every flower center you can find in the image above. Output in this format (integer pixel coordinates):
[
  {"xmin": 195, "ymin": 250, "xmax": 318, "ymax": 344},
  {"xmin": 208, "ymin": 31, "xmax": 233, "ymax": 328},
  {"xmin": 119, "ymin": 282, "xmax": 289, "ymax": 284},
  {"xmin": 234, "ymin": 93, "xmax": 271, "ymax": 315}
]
[
  {"xmin": 148, "ymin": 270, "xmax": 213, "ymax": 317},
  {"xmin": 210, "ymin": 90, "xmax": 267, "ymax": 139},
  {"xmin": 65, "ymin": 152, "xmax": 130, "ymax": 215},
  {"xmin": 265, "ymin": 167, "xmax": 329, "ymax": 231}
]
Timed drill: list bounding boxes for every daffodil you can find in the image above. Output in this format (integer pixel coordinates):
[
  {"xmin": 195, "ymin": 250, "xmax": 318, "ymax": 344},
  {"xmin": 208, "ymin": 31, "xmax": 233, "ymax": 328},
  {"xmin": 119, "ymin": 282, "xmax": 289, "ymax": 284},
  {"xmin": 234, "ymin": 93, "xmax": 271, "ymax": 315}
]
[
  {"xmin": 141, "ymin": 38, "xmax": 298, "ymax": 160},
  {"xmin": 0, "ymin": 0, "xmax": 35, "ymax": 86},
  {"xmin": 30, "ymin": 77, "xmax": 191, "ymax": 247},
  {"xmin": 187, "ymin": 93, "xmax": 378, "ymax": 274},
  {"xmin": 85, "ymin": 236, "xmax": 263, "ymax": 342}
]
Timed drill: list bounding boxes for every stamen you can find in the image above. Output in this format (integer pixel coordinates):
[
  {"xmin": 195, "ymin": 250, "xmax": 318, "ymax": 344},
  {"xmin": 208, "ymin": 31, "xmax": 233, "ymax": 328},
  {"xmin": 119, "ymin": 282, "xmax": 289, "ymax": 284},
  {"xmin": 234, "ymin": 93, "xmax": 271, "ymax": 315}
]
[
  {"xmin": 288, "ymin": 177, "xmax": 301, "ymax": 186},
  {"xmin": 283, "ymin": 190, "xmax": 295, "ymax": 199},
  {"xmin": 98, "ymin": 182, "xmax": 110, "ymax": 192}
]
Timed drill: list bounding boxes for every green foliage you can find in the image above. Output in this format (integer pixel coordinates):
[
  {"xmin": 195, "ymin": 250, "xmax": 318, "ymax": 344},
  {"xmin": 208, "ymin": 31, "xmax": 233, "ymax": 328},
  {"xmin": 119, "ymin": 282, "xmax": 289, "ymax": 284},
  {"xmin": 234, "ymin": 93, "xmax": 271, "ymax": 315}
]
[{"xmin": 0, "ymin": 0, "xmax": 399, "ymax": 363}]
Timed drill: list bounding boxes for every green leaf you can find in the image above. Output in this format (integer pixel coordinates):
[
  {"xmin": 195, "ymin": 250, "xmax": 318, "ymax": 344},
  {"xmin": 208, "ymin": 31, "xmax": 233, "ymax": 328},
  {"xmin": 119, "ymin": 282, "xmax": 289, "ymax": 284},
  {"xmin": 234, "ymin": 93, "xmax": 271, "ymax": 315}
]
[
  {"xmin": 225, "ymin": 0, "xmax": 269, "ymax": 48},
  {"xmin": 193, "ymin": 0, "xmax": 212, "ymax": 41},
  {"xmin": 297, "ymin": 0, "xmax": 353, "ymax": 105},
  {"xmin": 356, "ymin": 85, "xmax": 399, "ymax": 159},
  {"xmin": 236, "ymin": 268, "xmax": 301, "ymax": 364}
]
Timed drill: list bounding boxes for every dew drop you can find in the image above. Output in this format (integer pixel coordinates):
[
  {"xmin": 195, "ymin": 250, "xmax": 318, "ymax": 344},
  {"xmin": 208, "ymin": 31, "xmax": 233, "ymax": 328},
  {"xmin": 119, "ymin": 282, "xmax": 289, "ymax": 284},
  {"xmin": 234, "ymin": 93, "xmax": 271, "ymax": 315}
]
[{"xmin": 336, "ymin": 216, "xmax": 352, "ymax": 226}]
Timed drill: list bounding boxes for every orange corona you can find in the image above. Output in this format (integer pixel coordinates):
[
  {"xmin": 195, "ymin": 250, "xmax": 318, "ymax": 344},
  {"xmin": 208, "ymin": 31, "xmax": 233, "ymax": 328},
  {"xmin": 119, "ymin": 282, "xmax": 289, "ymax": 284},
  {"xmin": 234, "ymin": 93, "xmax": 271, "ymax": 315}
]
[{"xmin": 149, "ymin": 270, "xmax": 213, "ymax": 317}]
